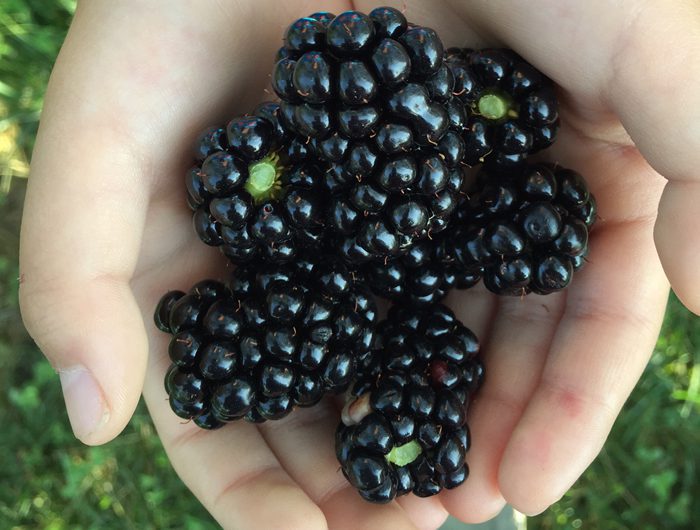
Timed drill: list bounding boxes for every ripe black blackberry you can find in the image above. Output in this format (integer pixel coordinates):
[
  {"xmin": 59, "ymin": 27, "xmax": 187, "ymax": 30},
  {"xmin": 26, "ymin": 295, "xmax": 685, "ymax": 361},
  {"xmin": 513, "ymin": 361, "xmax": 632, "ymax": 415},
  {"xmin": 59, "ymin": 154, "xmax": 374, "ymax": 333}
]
[
  {"xmin": 154, "ymin": 257, "xmax": 378, "ymax": 428},
  {"xmin": 362, "ymin": 237, "xmax": 481, "ymax": 305},
  {"xmin": 444, "ymin": 162, "xmax": 596, "ymax": 295},
  {"xmin": 272, "ymin": 7, "xmax": 467, "ymax": 263},
  {"xmin": 336, "ymin": 304, "xmax": 484, "ymax": 503},
  {"xmin": 186, "ymin": 102, "xmax": 327, "ymax": 264},
  {"xmin": 446, "ymin": 48, "xmax": 560, "ymax": 167}
]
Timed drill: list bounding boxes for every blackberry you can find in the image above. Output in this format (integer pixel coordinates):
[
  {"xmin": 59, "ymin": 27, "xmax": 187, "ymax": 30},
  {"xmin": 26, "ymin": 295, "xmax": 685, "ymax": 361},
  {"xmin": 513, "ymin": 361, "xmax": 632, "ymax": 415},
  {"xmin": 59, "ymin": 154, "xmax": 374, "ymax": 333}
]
[
  {"xmin": 362, "ymin": 238, "xmax": 480, "ymax": 305},
  {"xmin": 446, "ymin": 48, "xmax": 559, "ymax": 166},
  {"xmin": 155, "ymin": 257, "xmax": 378, "ymax": 427},
  {"xmin": 186, "ymin": 102, "xmax": 326, "ymax": 264},
  {"xmin": 272, "ymin": 7, "xmax": 466, "ymax": 263},
  {"xmin": 445, "ymin": 163, "xmax": 596, "ymax": 295},
  {"xmin": 336, "ymin": 304, "xmax": 484, "ymax": 503}
]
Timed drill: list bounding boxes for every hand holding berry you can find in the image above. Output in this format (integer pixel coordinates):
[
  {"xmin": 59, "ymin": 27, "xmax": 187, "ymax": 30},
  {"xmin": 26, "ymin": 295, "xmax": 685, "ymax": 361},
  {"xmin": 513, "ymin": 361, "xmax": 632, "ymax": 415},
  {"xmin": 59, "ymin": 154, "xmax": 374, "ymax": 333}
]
[{"xmin": 18, "ymin": 1, "xmax": 700, "ymax": 529}]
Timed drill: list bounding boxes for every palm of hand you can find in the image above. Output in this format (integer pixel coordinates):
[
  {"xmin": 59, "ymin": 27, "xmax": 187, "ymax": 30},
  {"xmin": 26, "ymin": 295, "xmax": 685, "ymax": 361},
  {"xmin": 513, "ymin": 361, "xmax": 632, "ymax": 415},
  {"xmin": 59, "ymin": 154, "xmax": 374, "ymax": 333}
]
[{"xmin": 21, "ymin": 1, "xmax": 687, "ymax": 529}]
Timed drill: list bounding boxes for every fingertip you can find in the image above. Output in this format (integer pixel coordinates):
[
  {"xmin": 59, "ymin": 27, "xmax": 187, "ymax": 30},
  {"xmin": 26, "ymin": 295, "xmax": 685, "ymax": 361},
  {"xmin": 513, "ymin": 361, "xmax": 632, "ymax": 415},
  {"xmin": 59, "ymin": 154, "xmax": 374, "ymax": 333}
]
[
  {"xmin": 443, "ymin": 496, "xmax": 507, "ymax": 525},
  {"xmin": 496, "ymin": 429, "xmax": 565, "ymax": 516},
  {"xmin": 20, "ymin": 279, "xmax": 148, "ymax": 445},
  {"xmin": 61, "ymin": 346, "xmax": 146, "ymax": 447},
  {"xmin": 58, "ymin": 365, "xmax": 111, "ymax": 445},
  {"xmin": 655, "ymin": 181, "xmax": 700, "ymax": 315},
  {"xmin": 396, "ymin": 494, "xmax": 449, "ymax": 530},
  {"xmin": 58, "ymin": 358, "xmax": 144, "ymax": 446}
]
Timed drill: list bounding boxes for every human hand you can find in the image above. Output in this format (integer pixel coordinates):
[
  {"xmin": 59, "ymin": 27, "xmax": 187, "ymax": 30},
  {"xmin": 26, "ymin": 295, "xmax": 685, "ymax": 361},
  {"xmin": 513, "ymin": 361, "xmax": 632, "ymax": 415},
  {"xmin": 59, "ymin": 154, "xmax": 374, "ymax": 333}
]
[{"xmin": 18, "ymin": 1, "xmax": 700, "ymax": 529}]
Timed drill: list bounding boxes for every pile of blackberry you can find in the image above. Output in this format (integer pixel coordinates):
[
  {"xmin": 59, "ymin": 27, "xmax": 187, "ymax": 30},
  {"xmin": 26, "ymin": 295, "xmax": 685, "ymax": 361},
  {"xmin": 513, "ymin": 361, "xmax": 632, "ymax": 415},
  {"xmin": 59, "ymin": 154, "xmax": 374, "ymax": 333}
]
[
  {"xmin": 336, "ymin": 305, "xmax": 484, "ymax": 502},
  {"xmin": 153, "ymin": 6, "xmax": 598, "ymax": 505},
  {"xmin": 154, "ymin": 257, "xmax": 377, "ymax": 428}
]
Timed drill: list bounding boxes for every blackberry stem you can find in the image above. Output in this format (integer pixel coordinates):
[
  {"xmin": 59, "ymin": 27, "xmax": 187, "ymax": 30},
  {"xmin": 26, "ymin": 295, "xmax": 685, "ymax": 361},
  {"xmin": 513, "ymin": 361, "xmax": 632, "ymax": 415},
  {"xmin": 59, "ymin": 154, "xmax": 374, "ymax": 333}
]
[
  {"xmin": 385, "ymin": 440, "xmax": 422, "ymax": 466},
  {"xmin": 477, "ymin": 93, "xmax": 510, "ymax": 121},
  {"xmin": 245, "ymin": 152, "xmax": 284, "ymax": 203}
]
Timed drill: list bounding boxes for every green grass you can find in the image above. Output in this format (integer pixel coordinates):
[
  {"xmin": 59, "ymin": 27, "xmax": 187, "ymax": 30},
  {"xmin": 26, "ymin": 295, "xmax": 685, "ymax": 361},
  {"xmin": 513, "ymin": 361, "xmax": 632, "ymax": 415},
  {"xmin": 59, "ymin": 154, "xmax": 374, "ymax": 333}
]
[
  {"xmin": 0, "ymin": 2, "xmax": 698, "ymax": 528},
  {"xmin": 0, "ymin": 0, "xmax": 74, "ymax": 154}
]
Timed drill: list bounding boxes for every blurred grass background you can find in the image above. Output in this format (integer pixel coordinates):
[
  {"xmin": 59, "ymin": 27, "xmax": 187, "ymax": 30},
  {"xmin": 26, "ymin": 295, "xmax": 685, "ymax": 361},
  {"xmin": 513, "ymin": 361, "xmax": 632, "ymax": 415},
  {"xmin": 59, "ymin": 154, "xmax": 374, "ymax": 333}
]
[{"xmin": 0, "ymin": 1, "xmax": 698, "ymax": 528}]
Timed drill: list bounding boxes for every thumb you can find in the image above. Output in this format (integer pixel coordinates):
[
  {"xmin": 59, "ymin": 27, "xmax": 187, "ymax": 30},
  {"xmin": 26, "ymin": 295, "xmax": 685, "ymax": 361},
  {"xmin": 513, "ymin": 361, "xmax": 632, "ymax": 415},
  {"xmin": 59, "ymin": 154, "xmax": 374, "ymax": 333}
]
[{"xmin": 18, "ymin": 9, "xmax": 149, "ymax": 445}]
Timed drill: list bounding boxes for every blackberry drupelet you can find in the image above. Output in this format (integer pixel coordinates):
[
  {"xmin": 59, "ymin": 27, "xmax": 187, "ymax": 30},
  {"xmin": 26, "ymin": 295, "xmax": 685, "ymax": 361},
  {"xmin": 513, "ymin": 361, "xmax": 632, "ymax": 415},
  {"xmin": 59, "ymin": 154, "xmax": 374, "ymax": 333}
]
[
  {"xmin": 186, "ymin": 102, "xmax": 326, "ymax": 264},
  {"xmin": 336, "ymin": 304, "xmax": 484, "ymax": 503},
  {"xmin": 445, "ymin": 162, "xmax": 596, "ymax": 295},
  {"xmin": 446, "ymin": 48, "xmax": 560, "ymax": 167},
  {"xmin": 272, "ymin": 7, "xmax": 467, "ymax": 263},
  {"xmin": 155, "ymin": 257, "xmax": 378, "ymax": 427}
]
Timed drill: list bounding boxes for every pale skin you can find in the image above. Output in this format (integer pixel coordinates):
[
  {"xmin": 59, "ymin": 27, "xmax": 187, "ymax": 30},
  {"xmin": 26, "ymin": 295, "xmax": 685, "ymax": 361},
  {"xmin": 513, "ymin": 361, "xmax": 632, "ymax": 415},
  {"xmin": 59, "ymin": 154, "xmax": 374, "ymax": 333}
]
[{"xmin": 18, "ymin": 1, "xmax": 700, "ymax": 528}]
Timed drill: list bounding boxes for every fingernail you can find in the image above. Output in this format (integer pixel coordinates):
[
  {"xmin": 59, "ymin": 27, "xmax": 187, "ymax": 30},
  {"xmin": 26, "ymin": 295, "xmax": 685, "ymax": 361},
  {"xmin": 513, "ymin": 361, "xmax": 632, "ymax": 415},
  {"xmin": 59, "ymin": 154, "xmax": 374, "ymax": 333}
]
[{"xmin": 58, "ymin": 366, "xmax": 110, "ymax": 443}]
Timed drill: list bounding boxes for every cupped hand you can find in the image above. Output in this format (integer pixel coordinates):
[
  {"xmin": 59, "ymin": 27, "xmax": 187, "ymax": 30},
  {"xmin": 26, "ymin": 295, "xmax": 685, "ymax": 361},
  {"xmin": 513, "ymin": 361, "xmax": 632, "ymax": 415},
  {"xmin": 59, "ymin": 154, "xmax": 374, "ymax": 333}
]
[{"xmin": 18, "ymin": 1, "xmax": 700, "ymax": 529}]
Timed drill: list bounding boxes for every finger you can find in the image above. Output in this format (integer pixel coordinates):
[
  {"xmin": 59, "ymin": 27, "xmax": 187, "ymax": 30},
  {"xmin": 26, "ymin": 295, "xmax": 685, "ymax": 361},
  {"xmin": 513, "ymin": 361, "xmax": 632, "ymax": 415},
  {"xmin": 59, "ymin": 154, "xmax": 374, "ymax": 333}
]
[
  {"xmin": 486, "ymin": 93, "xmax": 668, "ymax": 514},
  {"xmin": 654, "ymin": 182, "xmax": 700, "ymax": 314},
  {"xmin": 443, "ymin": 79, "xmax": 667, "ymax": 517},
  {"xmin": 396, "ymin": 495, "xmax": 449, "ymax": 530},
  {"xmin": 433, "ymin": 270, "xmax": 499, "ymax": 524},
  {"xmin": 321, "ymin": 490, "xmax": 420, "ymax": 530},
  {"xmin": 18, "ymin": 0, "xmax": 274, "ymax": 445},
  {"xmin": 452, "ymin": 0, "xmax": 700, "ymax": 310},
  {"xmin": 18, "ymin": 6, "xmax": 152, "ymax": 444},
  {"xmin": 497, "ymin": 218, "xmax": 668, "ymax": 515},
  {"xmin": 593, "ymin": 2, "xmax": 700, "ymax": 314},
  {"xmin": 443, "ymin": 292, "xmax": 567, "ymax": 523},
  {"xmin": 258, "ymin": 401, "xmax": 423, "ymax": 530}
]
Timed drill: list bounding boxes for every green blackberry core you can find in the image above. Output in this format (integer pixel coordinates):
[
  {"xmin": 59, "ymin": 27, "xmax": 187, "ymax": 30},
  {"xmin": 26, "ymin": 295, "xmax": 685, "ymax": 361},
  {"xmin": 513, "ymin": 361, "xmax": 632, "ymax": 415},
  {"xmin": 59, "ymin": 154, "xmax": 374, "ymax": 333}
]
[
  {"xmin": 245, "ymin": 152, "xmax": 284, "ymax": 203},
  {"xmin": 386, "ymin": 440, "xmax": 422, "ymax": 466},
  {"xmin": 477, "ymin": 93, "xmax": 511, "ymax": 121}
]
